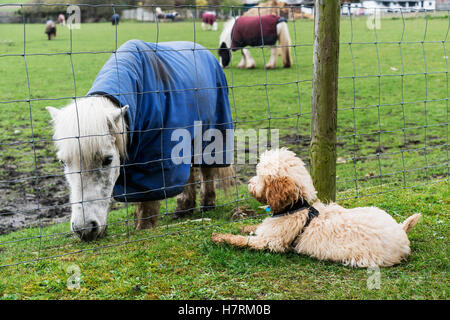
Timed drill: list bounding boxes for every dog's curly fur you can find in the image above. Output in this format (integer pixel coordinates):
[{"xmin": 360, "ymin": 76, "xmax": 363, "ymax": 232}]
[{"xmin": 212, "ymin": 148, "xmax": 421, "ymax": 267}]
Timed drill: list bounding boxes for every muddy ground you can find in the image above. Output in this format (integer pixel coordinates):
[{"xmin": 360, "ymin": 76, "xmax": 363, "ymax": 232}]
[{"xmin": 0, "ymin": 161, "xmax": 70, "ymax": 235}]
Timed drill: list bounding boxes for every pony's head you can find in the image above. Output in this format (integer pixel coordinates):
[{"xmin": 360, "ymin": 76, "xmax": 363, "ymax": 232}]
[
  {"xmin": 218, "ymin": 19, "xmax": 234, "ymax": 68},
  {"xmin": 46, "ymin": 97, "xmax": 128, "ymax": 241}
]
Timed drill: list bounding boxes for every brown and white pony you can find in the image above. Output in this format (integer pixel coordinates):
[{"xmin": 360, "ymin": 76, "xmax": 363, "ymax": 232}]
[
  {"xmin": 218, "ymin": 15, "xmax": 292, "ymax": 69},
  {"xmin": 202, "ymin": 11, "xmax": 218, "ymax": 31},
  {"xmin": 45, "ymin": 20, "xmax": 56, "ymax": 40}
]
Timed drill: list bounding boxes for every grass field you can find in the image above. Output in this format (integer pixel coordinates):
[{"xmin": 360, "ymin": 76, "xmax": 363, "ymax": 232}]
[
  {"xmin": 0, "ymin": 181, "xmax": 448, "ymax": 299},
  {"xmin": 0, "ymin": 13, "xmax": 448, "ymax": 299}
]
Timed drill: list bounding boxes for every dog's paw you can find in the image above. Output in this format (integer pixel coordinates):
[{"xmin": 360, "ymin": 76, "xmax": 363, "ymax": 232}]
[{"xmin": 211, "ymin": 232, "xmax": 225, "ymax": 244}]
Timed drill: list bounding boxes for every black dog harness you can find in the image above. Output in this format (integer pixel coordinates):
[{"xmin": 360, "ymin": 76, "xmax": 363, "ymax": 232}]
[
  {"xmin": 270, "ymin": 199, "xmax": 320, "ymax": 249},
  {"xmin": 272, "ymin": 199, "xmax": 319, "ymax": 231}
]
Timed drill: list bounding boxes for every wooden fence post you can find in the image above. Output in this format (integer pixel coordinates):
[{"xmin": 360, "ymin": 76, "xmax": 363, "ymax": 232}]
[{"xmin": 310, "ymin": 0, "xmax": 340, "ymax": 202}]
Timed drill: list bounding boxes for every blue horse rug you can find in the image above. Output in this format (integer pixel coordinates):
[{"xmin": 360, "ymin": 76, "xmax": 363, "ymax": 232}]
[{"xmin": 87, "ymin": 40, "xmax": 233, "ymax": 202}]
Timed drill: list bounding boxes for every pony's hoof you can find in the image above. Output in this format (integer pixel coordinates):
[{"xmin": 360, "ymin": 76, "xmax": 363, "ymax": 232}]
[
  {"xmin": 135, "ymin": 222, "xmax": 156, "ymax": 230},
  {"xmin": 265, "ymin": 64, "xmax": 276, "ymax": 70},
  {"xmin": 135, "ymin": 216, "xmax": 158, "ymax": 230},
  {"xmin": 172, "ymin": 208, "xmax": 194, "ymax": 220},
  {"xmin": 246, "ymin": 64, "xmax": 256, "ymax": 69}
]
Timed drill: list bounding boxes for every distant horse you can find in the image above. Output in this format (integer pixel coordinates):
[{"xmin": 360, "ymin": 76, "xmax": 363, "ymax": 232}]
[
  {"xmin": 112, "ymin": 13, "xmax": 120, "ymax": 25},
  {"xmin": 202, "ymin": 11, "xmax": 217, "ymax": 31},
  {"xmin": 218, "ymin": 15, "xmax": 292, "ymax": 69},
  {"xmin": 156, "ymin": 7, "xmax": 179, "ymax": 22},
  {"xmin": 57, "ymin": 14, "xmax": 65, "ymax": 26},
  {"xmin": 47, "ymin": 40, "xmax": 234, "ymax": 241},
  {"xmin": 45, "ymin": 20, "xmax": 56, "ymax": 40},
  {"xmin": 242, "ymin": 0, "xmax": 313, "ymax": 20}
]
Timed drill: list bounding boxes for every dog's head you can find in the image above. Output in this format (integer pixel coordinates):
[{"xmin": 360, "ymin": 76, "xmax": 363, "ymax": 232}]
[{"xmin": 248, "ymin": 148, "xmax": 317, "ymax": 212}]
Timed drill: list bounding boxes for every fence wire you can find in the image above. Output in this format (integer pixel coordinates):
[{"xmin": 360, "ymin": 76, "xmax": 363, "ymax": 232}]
[{"xmin": 0, "ymin": 3, "xmax": 448, "ymax": 268}]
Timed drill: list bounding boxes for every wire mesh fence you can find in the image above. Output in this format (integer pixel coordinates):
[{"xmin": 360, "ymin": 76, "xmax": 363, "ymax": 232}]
[{"xmin": 0, "ymin": 2, "xmax": 448, "ymax": 268}]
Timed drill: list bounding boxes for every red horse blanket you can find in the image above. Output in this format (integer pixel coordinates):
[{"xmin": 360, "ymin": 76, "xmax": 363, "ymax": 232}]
[
  {"xmin": 231, "ymin": 15, "xmax": 281, "ymax": 50},
  {"xmin": 202, "ymin": 12, "xmax": 216, "ymax": 25}
]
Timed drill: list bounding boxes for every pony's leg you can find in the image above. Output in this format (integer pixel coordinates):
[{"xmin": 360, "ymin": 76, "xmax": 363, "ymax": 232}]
[
  {"xmin": 202, "ymin": 22, "xmax": 206, "ymax": 31},
  {"xmin": 239, "ymin": 224, "xmax": 260, "ymax": 234},
  {"xmin": 135, "ymin": 200, "xmax": 161, "ymax": 230},
  {"xmin": 265, "ymin": 47, "xmax": 278, "ymax": 69},
  {"xmin": 237, "ymin": 50, "xmax": 247, "ymax": 69},
  {"xmin": 200, "ymin": 167, "xmax": 216, "ymax": 212},
  {"xmin": 243, "ymin": 49, "xmax": 256, "ymax": 69},
  {"xmin": 174, "ymin": 166, "xmax": 198, "ymax": 218},
  {"xmin": 212, "ymin": 22, "xmax": 218, "ymax": 31},
  {"xmin": 277, "ymin": 22, "xmax": 293, "ymax": 68}
]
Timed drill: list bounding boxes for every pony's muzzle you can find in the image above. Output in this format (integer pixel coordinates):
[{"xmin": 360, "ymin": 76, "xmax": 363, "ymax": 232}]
[{"xmin": 73, "ymin": 220, "xmax": 105, "ymax": 241}]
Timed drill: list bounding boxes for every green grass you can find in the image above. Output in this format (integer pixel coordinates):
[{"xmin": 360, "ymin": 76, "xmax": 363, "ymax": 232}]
[
  {"xmin": 0, "ymin": 181, "xmax": 448, "ymax": 299},
  {"xmin": 0, "ymin": 17, "xmax": 448, "ymax": 193},
  {"xmin": 0, "ymin": 16, "xmax": 448, "ymax": 299}
]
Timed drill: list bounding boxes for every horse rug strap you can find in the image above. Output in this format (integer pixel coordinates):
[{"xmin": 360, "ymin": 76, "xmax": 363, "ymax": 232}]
[
  {"xmin": 231, "ymin": 15, "xmax": 285, "ymax": 50},
  {"xmin": 87, "ymin": 40, "xmax": 233, "ymax": 202}
]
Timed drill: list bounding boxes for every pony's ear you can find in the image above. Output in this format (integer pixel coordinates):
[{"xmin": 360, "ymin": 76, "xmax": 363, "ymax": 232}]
[
  {"xmin": 111, "ymin": 105, "xmax": 129, "ymax": 122},
  {"xmin": 46, "ymin": 106, "xmax": 60, "ymax": 120},
  {"xmin": 264, "ymin": 176, "xmax": 299, "ymax": 213}
]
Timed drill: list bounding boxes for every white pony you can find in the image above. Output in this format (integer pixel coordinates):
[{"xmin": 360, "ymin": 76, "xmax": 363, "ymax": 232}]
[
  {"xmin": 47, "ymin": 97, "xmax": 232, "ymax": 241},
  {"xmin": 218, "ymin": 15, "xmax": 292, "ymax": 69},
  {"xmin": 202, "ymin": 11, "xmax": 218, "ymax": 31},
  {"xmin": 47, "ymin": 39, "xmax": 233, "ymax": 242}
]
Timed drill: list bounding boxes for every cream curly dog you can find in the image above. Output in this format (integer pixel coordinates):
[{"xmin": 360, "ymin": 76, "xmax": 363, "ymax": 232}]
[{"xmin": 212, "ymin": 148, "xmax": 421, "ymax": 267}]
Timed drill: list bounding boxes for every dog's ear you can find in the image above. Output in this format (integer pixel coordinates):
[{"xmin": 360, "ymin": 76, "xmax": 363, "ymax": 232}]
[{"xmin": 264, "ymin": 176, "xmax": 299, "ymax": 213}]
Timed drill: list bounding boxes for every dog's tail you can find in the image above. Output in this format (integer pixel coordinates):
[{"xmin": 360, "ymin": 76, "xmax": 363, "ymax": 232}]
[{"xmin": 401, "ymin": 213, "xmax": 421, "ymax": 233}]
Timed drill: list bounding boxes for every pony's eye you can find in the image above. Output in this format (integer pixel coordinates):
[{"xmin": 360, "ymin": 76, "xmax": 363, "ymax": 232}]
[
  {"xmin": 102, "ymin": 156, "xmax": 113, "ymax": 167},
  {"xmin": 59, "ymin": 160, "xmax": 65, "ymax": 166}
]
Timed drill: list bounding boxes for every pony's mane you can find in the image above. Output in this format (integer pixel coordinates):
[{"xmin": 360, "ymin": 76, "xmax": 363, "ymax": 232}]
[
  {"xmin": 219, "ymin": 18, "xmax": 235, "ymax": 48},
  {"xmin": 51, "ymin": 96, "xmax": 127, "ymax": 167}
]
